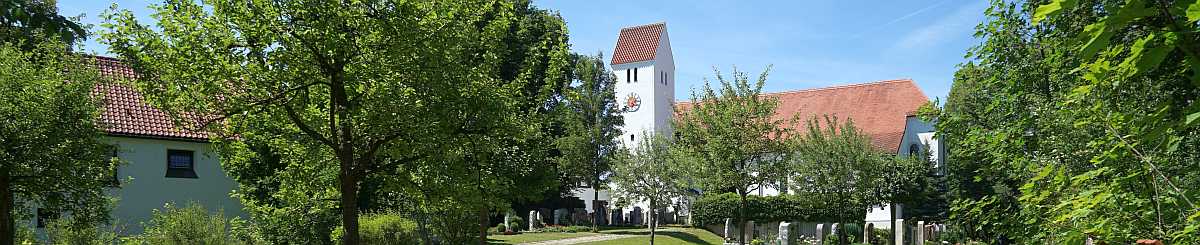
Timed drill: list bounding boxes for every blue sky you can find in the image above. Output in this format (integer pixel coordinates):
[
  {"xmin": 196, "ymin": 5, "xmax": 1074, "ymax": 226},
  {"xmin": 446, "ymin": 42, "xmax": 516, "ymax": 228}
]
[{"xmin": 59, "ymin": 0, "xmax": 988, "ymax": 101}]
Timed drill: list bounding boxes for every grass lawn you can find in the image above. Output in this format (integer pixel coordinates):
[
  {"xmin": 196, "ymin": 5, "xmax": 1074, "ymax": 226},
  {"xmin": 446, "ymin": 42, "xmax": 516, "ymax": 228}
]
[
  {"xmin": 579, "ymin": 227, "xmax": 726, "ymax": 245},
  {"xmin": 487, "ymin": 231, "xmax": 601, "ymax": 244}
]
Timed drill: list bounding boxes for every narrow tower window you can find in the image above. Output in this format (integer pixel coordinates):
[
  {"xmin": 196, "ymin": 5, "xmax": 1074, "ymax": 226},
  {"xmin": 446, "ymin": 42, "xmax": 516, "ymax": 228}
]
[
  {"xmin": 626, "ymin": 69, "xmax": 631, "ymax": 83},
  {"xmin": 633, "ymin": 68, "xmax": 638, "ymax": 82}
]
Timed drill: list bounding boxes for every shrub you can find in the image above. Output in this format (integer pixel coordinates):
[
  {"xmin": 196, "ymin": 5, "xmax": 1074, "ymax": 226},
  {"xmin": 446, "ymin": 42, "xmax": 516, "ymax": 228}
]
[
  {"xmin": 507, "ymin": 215, "xmax": 524, "ymax": 231},
  {"xmin": 330, "ymin": 212, "xmax": 421, "ymax": 245},
  {"xmin": 44, "ymin": 217, "xmax": 119, "ymax": 245},
  {"xmin": 692, "ymin": 193, "xmax": 861, "ymax": 226},
  {"xmin": 124, "ymin": 202, "xmax": 255, "ymax": 245},
  {"xmin": 537, "ymin": 225, "xmax": 589, "ymax": 233}
]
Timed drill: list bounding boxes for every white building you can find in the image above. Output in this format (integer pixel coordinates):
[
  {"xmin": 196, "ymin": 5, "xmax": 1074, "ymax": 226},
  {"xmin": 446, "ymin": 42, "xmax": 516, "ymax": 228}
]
[{"xmin": 573, "ymin": 22, "xmax": 676, "ymax": 221}]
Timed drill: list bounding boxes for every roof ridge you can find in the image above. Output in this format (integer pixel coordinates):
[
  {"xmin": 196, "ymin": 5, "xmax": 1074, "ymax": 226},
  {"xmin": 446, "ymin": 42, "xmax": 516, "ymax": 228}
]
[
  {"xmin": 758, "ymin": 78, "xmax": 914, "ymax": 97},
  {"xmin": 620, "ymin": 21, "xmax": 666, "ymax": 30}
]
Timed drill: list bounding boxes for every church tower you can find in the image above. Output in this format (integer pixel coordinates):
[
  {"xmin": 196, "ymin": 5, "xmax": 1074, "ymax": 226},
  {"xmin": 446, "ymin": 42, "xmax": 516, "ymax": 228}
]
[{"xmin": 611, "ymin": 22, "xmax": 674, "ymax": 147}]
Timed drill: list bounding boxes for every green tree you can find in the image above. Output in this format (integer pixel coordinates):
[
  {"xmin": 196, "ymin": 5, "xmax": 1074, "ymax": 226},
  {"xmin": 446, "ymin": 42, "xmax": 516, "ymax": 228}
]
[
  {"xmin": 788, "ymin": 116, "xmax": 928, "ymax": 245},
  {"xmin": 940, "ymin": 0, "xmax": 1200, "ymax": 243},
  {"xmin": 674, "ymin": 67, "xmax": 790, "ymax": 245},
  {"xmin": 101, "ymin": 0, "xmax": 568, "ymax": 244},
  {"xmin": 556, "ymin": 52, "xmax": 624, "ymax": 231},
  {"xmin": 0, "ymin": 41, "xmax": 116, "ymax": 245},
  {"xmin": 0, "ymin": 0, "xmax": 87, "ymax": 48},
  {"xmin": 609, "ymin": 132, "xmax": 685, "ymax": 245}
]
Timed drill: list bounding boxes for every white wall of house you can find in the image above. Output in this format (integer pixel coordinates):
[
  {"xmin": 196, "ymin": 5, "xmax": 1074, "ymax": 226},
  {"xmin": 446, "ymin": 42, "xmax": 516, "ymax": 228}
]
[
  {"xmin": 106, "ymin": 136, "xmax": 246, "ymax": 233},
  {"xmin": 864, "ymin": 116, "xmax": 939, "ymax": 229}
]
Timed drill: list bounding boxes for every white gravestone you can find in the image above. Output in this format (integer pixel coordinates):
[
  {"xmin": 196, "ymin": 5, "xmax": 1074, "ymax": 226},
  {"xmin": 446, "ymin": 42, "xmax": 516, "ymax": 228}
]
[
  {"xmin": 895, "ymin": 219, "xmax": 905, "ymax": 245},
  {"xmin": 504, "ymin": 213, "xmax": 513, "ymax": 232},
  {"xmin": 815, "ymin": 223, "xmax": 824, "ymax": 245},
  {"xmin": 863, "ymin": 223, "xmax": 874, "ymax": 244},
  {"xmin": 830, "ymin": 223, "xmax": 839, "ymax": 240},
  {"xmin": 528, "ymin": 211, "xmax": 538, "ymax": 231},
  {"xmin": 916, "ymin": 221, "xmax": 925, "ymax": 245},
  {"xmin": 777, "ymin": 222, "xmax": 795, "ymax": 245},
  {"xmin": 724, "ymin": 218, "xmax": 734, "ymax": 241}
]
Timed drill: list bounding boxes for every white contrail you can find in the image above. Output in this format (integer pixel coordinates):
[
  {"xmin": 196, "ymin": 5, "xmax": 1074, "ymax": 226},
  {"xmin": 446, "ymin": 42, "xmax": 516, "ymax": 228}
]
[{"xmin": 849, "ymin": 0, "xmax": 954, "ymax": 39}]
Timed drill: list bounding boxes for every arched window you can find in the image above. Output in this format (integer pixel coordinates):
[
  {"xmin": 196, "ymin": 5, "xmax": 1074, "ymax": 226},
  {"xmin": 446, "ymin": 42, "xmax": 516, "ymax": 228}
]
[{"xmin": 908, "ymin": 144, "xmax": 921, "ymax": 157}]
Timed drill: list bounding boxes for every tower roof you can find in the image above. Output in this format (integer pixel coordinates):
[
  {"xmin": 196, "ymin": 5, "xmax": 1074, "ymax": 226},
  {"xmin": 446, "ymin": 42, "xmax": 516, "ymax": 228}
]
[{"xmin": 611, "ymin": 22, "xmax": 665, "ymax": 65}]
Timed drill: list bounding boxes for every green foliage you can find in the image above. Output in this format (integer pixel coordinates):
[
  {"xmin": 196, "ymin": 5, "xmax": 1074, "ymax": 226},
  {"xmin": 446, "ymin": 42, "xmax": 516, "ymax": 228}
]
[
  {"xmin": 690, "ymin": 193, "xmax": 856, "ymax": 226},
  {"xmin": 943, "ymin": 0, "xmax": 1200, "ymax": 243},
  {"xmin": 789, "ymin": 116, "xmax": 930, "ymax": 227},
  {"xmin": 125, "ymin": 203, "xmax": 257, "ymax": 245},
  {"xmin": 0, "ymin": 39, "xmax": 117, "ymax": 243},
  {"xmin": 610, "ymin": 132, "xmax": 686, "ymax": 244},
  {"xmin": 101, "ymin": 0, "xmax": 572, "ymax": 244},
  {"xmin": 556, "ymin": 52, "xmax": 624, "ymax": 230},
  {"xmin": 0, "ymin": 0, "xmax": 88, "ymax": 48},
  {"xmin": 43, "ymin": 217, "xmax": 120, "ymax": 245},
  {"xmin": 330, "ymin": 212, "xmax": 421, "ymax": 245},
  {"xmin": 675, "ymin": 67, "xmax": 790, "ymax": 244}
]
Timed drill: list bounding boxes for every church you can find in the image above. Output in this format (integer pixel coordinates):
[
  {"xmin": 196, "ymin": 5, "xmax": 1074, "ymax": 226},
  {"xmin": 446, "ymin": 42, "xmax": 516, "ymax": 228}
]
[{"xmin": 572, "ymin": 22, "xmax": 943, "ymax": 230}]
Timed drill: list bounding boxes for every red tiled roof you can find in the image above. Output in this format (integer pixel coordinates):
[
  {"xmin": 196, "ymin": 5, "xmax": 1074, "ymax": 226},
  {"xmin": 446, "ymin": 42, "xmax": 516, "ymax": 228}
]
[
  {"xmin": 676, "ymin": 79, "xmax": 929, "ymax": 152},
  {"xmin": 92, "ymin": 56, "xmax": 209, "ymax": 141},
  {"xmin": 611, "ymin": 22, "xmax": 665, "ymax": 65}
]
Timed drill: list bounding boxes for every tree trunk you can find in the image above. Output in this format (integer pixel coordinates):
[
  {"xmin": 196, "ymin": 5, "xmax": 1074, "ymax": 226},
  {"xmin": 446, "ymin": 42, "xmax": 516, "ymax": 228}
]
[
  {"xmin": 0, "ymin": 169, "xmax": 13, "ymax": 245},
  {"xmin": 738, "ymin": 191, "xmax": 747, "ymax": 245},
  {"xmin": 649, "ymin": 199, "xmax": 656, "ymax": 245},
  {"xmin": 339, "ymin": 165, "xmax": 361, "ymax": 245},
  {"xmin": 592, "ymin": 178, "xmax": 600, "ymax": 232},
  {"xmin": 839, "ymin": 222, "xmax": 848, "ymax": 245},
  {"xmin": 478, "ymin": 206, "xmax": 488, "ymax": 245}
]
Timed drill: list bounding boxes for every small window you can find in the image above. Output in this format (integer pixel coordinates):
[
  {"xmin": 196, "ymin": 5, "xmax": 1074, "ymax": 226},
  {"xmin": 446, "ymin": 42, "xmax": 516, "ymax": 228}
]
[
  {"xmin": 633, "ymin": 68, "xmax": 638, "ymax": 82},
  {"xmin": 36, "ymin": 208, "xmax": 58, "ymax": 228},
  {"xmin": 626, "ymin": 69, "xmax": 631, "ymax": 83},
  {"xmin": 630, "ymin": 134, "xmax": 635, "ymax": 141},
  {"xmin": 165, "ymin": 149, "xmax": 197, "ymax": 178},
  {"xmin": 908, "ymin": 144, "xmax": 921, "ymax": 157}
]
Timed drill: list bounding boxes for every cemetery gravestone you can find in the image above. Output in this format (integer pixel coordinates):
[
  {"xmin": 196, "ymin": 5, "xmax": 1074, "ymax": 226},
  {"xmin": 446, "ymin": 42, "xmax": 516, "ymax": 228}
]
[
  {"xmin": 529, "ymin": 211, "xmax": 538, "ymax": 230},
  {"xmin": 916, "ymin": 221, "xmax": 925, "ymax": 245},
  {"xmin": 863, "ymin": 223, "xmax": 874, "ymax": 244},
  {"xmin": 895, "ymin": 219, "xmax": 905, "ymax": 245},
  {"xmin": 777, "ymin": 222, "xmax": 795, "ymax": 245},
  {"xmin": 815, "ymin": 223, "xmax": 824, "ymax": 245},
  {"xmin": 830, "ymin": 223, "xmax": 839, "ymax": 239},
  {"xmin": 724, "ymin": 218, "xmax": 733, "ymax": 241},
  {"xmin": 504, "ymin": 213, "xmax": 513, "ymax": 233}
]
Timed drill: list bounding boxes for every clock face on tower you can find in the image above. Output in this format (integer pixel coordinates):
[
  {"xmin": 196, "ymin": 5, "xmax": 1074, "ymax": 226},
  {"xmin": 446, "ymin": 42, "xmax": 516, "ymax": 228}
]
[{"xmin": 625, "ymin": 93, "xmax": 642, "ymax": 112}]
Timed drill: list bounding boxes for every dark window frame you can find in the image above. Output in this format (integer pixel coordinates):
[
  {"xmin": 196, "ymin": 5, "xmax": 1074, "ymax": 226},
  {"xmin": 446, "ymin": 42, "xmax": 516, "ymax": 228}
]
[
  {"xmin": 633, "ymin": 68, "xmax": 638, "ymax": 82},
  {"xmin": 626, "ymin": 69, "xmax": 631, "ymax": 83},
  {"xmin": 36, "ymin": 208, "xmax": 58, "ymax": 228},
  {"xmin": 165, "ymin": 149, "xmax": 197, "ymax": 179},
  {"xmin": 109, "ymin": 148, "xmax": 120, "ymax": 186}
]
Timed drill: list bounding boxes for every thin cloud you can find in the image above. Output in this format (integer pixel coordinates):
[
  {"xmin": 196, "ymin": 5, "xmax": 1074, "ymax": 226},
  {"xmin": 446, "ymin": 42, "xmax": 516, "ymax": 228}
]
[{"xmin": 849, "ymin": 0, "xmax": 953, "ymax": 40}]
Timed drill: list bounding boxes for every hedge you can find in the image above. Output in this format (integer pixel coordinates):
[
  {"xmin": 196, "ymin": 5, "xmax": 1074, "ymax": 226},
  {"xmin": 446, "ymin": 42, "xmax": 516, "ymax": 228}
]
[{"xmin": 691, "ymin": 193, "xmax": 865, "ymax": 226}]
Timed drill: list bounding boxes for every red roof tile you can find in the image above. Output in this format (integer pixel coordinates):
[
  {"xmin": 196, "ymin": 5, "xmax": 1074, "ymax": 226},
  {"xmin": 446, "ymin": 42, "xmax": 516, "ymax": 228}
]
[
  {"xmin": 676, "ymin": 79, "xmax": 929, "ymax": 152},
  {"xmin": 611, "ymin": 22, "xmax": 665, "ymax": 65},
  {"xmin": 92, "ymin": 56, "xmax": 209, "ymax": 141}
]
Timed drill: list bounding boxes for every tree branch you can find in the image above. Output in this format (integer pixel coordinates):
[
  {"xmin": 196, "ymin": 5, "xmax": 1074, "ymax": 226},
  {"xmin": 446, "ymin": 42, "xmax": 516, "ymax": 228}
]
[{"xmin": 282, "ymin": 100, "xmax": 336, "ymax": 148}]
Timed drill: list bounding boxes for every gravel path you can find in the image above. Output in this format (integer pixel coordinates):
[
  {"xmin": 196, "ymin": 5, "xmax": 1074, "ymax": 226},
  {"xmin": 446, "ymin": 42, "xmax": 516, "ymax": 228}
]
[{"xmin": 517, "ymin": 234, "xmax": 638, "ymax": 245}]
